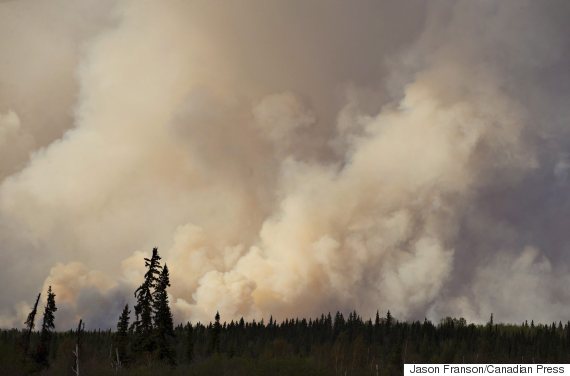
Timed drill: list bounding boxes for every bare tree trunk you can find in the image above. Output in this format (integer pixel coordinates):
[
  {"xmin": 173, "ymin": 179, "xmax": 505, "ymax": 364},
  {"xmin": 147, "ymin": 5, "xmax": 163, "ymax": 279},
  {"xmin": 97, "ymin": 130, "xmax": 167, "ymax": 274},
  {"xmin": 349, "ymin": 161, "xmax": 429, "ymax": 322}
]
[
  {"xmin": 72, "ymin": 344, "xmax": 79, "ymax": 376},
  {"xmin": 72, "ymin": 319, "xmax": 83, "ymax": 376},
  {"xmin": 109, "ymin": 343, "xmax": 123, "ymax": 374},
  {"xmin": 23, "ymin": 293, "xmax": 41, "ymax": 356}
]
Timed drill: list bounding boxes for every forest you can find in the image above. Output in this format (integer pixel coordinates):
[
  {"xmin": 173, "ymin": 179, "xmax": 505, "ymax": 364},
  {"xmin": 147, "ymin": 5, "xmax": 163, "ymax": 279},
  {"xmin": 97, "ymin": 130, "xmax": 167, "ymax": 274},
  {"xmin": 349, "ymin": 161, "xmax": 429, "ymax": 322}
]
[{"xmin": 2, "ymin": 248, "xmax": 570, "ymax": 376}]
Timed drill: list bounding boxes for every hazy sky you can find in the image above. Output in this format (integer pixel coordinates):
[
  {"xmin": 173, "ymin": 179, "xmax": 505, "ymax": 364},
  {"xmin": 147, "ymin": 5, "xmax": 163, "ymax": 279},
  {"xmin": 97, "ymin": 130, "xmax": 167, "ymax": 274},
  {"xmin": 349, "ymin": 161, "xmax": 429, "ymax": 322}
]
[{"xmin": 1, "ymin": 0, "xmax": 570, "ymax": 329}]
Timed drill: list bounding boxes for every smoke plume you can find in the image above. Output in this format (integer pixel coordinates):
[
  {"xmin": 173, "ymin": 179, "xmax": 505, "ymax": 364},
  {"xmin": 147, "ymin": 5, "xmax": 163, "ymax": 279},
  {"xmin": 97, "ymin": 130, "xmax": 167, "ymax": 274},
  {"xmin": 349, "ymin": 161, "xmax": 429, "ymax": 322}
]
[{"xmin": 1, "ymin": 0, "xmax": 570, "ymax": 329}]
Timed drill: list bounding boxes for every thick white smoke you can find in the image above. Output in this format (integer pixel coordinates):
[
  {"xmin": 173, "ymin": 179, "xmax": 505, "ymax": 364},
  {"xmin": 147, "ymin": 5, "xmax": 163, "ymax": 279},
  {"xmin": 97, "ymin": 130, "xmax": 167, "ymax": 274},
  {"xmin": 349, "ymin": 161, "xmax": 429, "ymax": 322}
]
[{"xmin": 1, "ymin": 0, "xmax": 570, "ymax": 329}]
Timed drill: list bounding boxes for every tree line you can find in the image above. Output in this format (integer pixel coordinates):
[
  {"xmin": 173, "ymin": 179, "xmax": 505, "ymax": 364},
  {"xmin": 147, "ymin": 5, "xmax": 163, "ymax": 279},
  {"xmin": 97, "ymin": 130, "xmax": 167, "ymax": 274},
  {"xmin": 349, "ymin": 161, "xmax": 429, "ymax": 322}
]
[{"xmin": 5, "ymin": 248, "xmax": 570, "ymax": 375}]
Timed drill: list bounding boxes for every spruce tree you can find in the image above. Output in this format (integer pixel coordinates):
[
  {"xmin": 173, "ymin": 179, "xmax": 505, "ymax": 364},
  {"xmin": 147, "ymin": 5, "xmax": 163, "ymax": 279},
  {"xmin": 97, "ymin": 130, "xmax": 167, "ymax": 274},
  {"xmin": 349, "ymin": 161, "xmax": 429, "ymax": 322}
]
[
  {"xmin": 185, "ymin": 322, "xmax": 194, "ymax": 363},
  {"xmin": 386, "ymin": 310, "xmax": 393, "ymax": 328},
  {"xmin": 209, "ymin": 311, "xmax": 221, "ymax": 354},
  {"xmin": 36, "ymin": 286, "xmax": 57, "ymax": 367},
  {"xmin": 153, "ymin": 264, "xmax": 175, "ymax": 364},
  {"xmin": 22, "ymin": 292, "xmax": 41, "ymax": 356},
  {"xmin": 116, "ymin": 304, "xmax": 130, "ymax": 365},
  {"xmin": 131, "ymin": 247, "xmax": 162, "ymax": 353}
]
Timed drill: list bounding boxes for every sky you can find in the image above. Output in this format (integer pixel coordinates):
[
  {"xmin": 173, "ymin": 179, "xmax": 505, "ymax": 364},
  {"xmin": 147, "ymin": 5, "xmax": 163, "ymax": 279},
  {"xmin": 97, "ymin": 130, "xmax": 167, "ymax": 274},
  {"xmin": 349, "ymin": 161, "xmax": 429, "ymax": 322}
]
[{"xmin": 1, "ymin": 0, "xmax": 570, "ymax": 330}]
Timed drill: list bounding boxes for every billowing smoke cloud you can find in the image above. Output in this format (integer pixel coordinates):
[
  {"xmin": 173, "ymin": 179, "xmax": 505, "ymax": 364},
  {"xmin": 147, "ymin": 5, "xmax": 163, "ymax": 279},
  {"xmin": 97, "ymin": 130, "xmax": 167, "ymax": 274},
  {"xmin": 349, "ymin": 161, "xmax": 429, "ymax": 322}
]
[{"xmin": 1, "ymin": 0, "xmax": 570, "ymax": 329}]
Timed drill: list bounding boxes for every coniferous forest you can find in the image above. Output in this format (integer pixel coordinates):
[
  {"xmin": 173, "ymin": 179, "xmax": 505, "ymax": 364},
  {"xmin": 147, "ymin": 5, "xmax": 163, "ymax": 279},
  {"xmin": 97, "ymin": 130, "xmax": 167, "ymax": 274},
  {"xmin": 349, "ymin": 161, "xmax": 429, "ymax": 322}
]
[
  {"xmin": 4, "ymin": 1, "xmax": 570, "ymax": 375},
  {"xmin": 0, "ymin": 249, "xmax": 569, "ymax": 375}
]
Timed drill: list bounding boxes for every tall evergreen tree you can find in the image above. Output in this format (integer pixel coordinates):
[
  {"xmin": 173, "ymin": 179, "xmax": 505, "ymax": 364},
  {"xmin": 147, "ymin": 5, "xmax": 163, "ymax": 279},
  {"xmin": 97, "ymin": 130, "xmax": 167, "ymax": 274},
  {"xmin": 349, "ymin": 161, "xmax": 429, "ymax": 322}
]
[
  {"xmin": 153, "ymin": 264, "xmax": 175, "ymax": 364},
  {"xmin": 36, "ymin": 286, "xmax": 57, "ymax": 367},
  {"xmin": 116, "ymin": 304, "xmax": 130, "ymax": 365},
  {"xmin": 22, "ymin": 292, "xmax": 41, "ymax": 356},
  {"xmin": 210, "ymin": 311, "xmax": 221, "ymax": 354},
  {"xmin": 185, "ymin": 322, "xmax": 194, "ymax": 363},
  {"xmin": 131, "ymin": 247, "xmax": 162, "ymax": 353},
  {"xmin": 386, "ymin": 310, "xmax": 393, "ymax": 328}
]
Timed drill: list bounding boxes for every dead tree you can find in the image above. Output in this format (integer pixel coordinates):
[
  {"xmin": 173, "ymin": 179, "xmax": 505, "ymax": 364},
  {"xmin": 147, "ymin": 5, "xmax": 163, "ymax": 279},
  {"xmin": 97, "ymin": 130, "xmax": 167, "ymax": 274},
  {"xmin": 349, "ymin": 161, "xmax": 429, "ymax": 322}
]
[
  {"xmin": 72, "ymin": 319, "xmax": 84, "ymax": 376},
  {"xmin": 22, "ymin": 293, "xmax": 41, "ymax": 356},
  {"xmin": 110, "ymin": 343, "xmax": 122, "ymax": 374}
]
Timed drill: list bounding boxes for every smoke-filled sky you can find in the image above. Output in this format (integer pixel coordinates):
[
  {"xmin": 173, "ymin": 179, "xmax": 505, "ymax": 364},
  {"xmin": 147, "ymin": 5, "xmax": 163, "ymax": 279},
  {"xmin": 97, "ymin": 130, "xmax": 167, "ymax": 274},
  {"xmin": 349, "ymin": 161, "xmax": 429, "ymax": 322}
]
[{"xmin": 1, "ymin": 0, "xmax": 570, "ymax": 329}]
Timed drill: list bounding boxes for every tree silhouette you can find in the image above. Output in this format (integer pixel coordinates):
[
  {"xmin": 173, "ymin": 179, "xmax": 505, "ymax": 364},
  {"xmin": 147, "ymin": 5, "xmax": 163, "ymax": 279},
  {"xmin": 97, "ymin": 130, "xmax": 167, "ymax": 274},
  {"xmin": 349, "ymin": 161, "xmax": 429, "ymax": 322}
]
[
  {"xmin": 131, "ymin": 247, "xmax": 162, "ymax": 353},
  {"xmin": 153, "ymin": 264, "xmax": 175, "ymax": 364},
  {"xmin": 210, "ymin": 311, "xmax": 221, "ymax": 354},
  {"xmin": 22, "ymin": 292, "xmax": 41, "ymax": 356},
  {"xmin": 185, "ymin": 322, "xmax": 194, "ymax": 363},
  {"xmin": 6, "ymin": 297, "xmax": 570, "ymax": 374},
  {"xmin": 386, "ymin": 310, "xmax": 393, "ymax": 328},
  {"xmin": 116, "ymin": 304, "xmax": 130, "ymax": 365},
  {"xmin": 36, "ymin": 286, "xmax": 57, "ymax": 367}
]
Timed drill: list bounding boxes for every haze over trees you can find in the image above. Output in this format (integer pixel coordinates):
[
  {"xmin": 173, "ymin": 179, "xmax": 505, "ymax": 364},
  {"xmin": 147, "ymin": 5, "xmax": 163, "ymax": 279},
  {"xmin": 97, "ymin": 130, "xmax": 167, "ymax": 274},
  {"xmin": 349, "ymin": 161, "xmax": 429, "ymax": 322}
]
[{"xmin": 5, "ymin": 248, "xmax": 570, "ymax": 375}]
